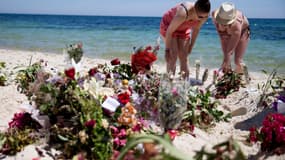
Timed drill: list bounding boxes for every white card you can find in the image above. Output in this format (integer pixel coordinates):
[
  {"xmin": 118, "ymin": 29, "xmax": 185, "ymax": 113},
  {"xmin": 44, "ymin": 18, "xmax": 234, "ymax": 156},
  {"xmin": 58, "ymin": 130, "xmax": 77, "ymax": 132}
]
[{"xmin": 102, "ymin": 97, "xmax": 120, "ymax": 112}]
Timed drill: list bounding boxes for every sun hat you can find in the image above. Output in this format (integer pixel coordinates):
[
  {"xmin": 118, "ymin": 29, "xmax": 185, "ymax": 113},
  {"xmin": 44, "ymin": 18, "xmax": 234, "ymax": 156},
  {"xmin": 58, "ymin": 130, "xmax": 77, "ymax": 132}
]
[{"xmin": 213, "ymin": 2, "xmax": 237, "ymax": 25}]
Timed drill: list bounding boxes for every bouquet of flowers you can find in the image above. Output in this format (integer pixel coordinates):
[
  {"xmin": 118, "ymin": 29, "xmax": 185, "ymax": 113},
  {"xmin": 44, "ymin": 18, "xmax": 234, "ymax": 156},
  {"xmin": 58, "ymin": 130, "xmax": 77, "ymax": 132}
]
[
  {"xmin": 131, "ymin": 44, "xmax": 158, "ymax": 74},
  {"xmin": 158, "ymin": 74, "xmax": 188, "ymax": 132},
  {"xmin": 214, "ymin": 70, "xmax": 242, "ymax": 99},
  {"xmin": 184, "ymin": 88, "xmax": 231, "ymax": 129},
  {"xmin": 64, "ymin": 42, "xmax": 83, "ymax": 64},
  {"xmin": 249, "ymin": 113, "xmax": 285, "ymax": 154},
  {"xmin": 0, "ymin": 112, "xmax": 42, "ymax": 155},
  {"xmin": 15, "ymin": 61, "xmax": 42, "ymax": 94}
]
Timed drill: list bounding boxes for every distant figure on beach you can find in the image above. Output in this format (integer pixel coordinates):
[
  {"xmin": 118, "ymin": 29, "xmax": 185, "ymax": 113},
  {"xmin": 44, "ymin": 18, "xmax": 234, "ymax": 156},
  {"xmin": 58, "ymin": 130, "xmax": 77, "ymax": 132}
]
[
  {"xmin": 160, "ymin": 0, "xmax": 210, "ymax": 79},
  {"xmin": 212, "ymin": 2, "xmax": 250, "ymax": 74}
]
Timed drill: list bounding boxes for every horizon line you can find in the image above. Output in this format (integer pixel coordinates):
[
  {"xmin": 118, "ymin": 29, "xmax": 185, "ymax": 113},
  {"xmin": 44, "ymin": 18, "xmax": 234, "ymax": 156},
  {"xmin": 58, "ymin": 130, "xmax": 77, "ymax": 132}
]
[{"xmin": 1, "ymin": 12, "xmax": 285, "ymax": 19}]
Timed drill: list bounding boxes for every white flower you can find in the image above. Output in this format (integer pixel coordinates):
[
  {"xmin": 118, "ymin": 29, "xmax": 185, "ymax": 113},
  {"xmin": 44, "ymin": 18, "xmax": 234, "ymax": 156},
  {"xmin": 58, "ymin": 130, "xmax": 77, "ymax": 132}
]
[
  {"xmin": 102, "ymin": 119, "xmax": 109, "ymax": 129},
  {"xmin": 84, "ymin": 77, "xmax": 114, "ymax": 98}
]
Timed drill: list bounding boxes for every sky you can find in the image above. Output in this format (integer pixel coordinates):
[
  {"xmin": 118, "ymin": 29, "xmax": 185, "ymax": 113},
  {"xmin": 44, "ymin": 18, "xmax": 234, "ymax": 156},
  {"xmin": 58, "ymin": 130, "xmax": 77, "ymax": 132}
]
[{"xmin": 0, "ymin": 0, "xmax": 284, "ymax": 18}]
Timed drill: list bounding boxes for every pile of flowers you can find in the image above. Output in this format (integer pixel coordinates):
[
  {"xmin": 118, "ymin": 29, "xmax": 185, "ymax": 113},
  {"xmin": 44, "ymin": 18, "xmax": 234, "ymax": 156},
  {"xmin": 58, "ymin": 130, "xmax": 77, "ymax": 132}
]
[
  {"xmin": 249, "ymin": 113, "xmax": 285, "ymax": 155},
  {"xmin": 0, "ymin": 42, "xmax": 237, "ymax": 159}
]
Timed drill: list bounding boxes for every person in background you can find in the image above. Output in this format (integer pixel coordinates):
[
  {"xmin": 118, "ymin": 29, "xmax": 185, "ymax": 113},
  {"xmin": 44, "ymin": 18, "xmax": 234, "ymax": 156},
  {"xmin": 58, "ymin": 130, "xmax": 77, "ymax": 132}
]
[
  {"xmin": 212, "ymin": 2, "xmax": 250, "ymax": 74},
  {"xmin": 160, "ymin": 0, "xmax": 210, "ymax": 79}
]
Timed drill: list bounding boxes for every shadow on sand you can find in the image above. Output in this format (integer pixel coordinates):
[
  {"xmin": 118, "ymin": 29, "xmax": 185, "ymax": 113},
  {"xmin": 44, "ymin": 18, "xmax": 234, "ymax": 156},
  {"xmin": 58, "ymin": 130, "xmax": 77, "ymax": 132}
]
[{"xmin": 234, "ymin": 107, "xmax": 277, "ymax": 131}]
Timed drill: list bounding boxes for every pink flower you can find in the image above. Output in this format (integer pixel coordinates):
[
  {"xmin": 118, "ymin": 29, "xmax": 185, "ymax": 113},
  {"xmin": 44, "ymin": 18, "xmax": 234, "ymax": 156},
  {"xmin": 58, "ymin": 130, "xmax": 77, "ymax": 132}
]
[
  {"xmin": 117, "ymin": 129, "xmax": 127, "ymax": 138},
  {"xmin": 8, "ymin": 112, "xmax": 40, "ymax": 130},
  {"xmin": 167, "ymin": 129, "xmax": 178, "ymax": 141},
  {"xmin": 78, "ymin": 42, "xmax": 83, "ymax": 48},
  {"xmin": 84, "ymin": 119, "xmax": 96, "ymax": 128},
  {"xmin": 110, "ymin": 125, "xmax": 119, "ymax": 134},
  {"xmin": 249, "ymin": 127, "xmax": 258, "ymax": 143},
  {"xmin": 171, "ymin": 88, "xmax": 179, "ymax": 96},
  {"xmin": 111, "ymin": 150, "xmax": 120, "ymax": 160}
]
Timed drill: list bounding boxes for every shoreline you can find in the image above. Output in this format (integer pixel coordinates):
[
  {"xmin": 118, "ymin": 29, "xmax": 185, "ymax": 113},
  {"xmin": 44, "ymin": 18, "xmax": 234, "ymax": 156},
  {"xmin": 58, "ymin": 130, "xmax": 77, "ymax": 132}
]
[{"xmin": 0, "ymin": 48, "xmax": 268, "ymax": 77}]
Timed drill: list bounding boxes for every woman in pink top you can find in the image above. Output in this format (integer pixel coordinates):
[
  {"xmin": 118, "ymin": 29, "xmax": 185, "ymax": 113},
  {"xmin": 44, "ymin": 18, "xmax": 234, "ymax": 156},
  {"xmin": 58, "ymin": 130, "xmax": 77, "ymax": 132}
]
[
  {"xmin": 212, "ymin": 2, "xmax": 250, "ymax": 73},
  {"xmin": 160, "ymin": 0, "xmax": 210, "ymax": 79}
]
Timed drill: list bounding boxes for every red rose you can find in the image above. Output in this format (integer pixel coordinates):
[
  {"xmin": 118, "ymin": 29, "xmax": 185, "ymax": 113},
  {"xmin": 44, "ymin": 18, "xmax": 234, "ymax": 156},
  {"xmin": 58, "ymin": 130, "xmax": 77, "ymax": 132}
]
[
  {"xmin": 131, "ymin": 47, "xmax": 157, "ymax": 74},
  {"xmin": 84, "ymin": 119, "xmax": 96, "ymax": 128},
  {"xmin": 117, "ymin": 92, "xmax": 130, "ymax": 105},
  {"xmin": 65, "ymin": 67, "xmax": 75, "ymax": 80},
  {"xmin": 111, "ymin": 58, "xmax": 120, "ymax": 65},
  {"xmin": 88, "ymin": 67, "xmax": 98, "ymax": 76}
]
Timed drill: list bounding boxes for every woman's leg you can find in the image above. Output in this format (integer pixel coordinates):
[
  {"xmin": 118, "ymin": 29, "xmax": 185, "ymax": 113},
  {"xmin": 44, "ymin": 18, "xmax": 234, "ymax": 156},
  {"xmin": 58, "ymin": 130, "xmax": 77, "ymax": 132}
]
[
  {"xmin": 177, "ymin": 38, "xmax": 191, "ymax": 79},
  {"xmin": 234, "ymin": 35, "xmax": 249, "ymax": 73},
  {"xmin": 165, "ymin": 38, "xmax": 179, "ymax": 75}
]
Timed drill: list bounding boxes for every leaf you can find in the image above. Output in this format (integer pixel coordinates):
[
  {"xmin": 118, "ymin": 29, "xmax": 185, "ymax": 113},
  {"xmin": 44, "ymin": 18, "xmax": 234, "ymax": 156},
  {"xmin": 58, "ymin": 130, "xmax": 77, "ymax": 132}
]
[
  {"xmin": 57, "ymin": 134, "xmax": 69, "ymax": 141},
  {"xmin": 0, "ymin": 134, "xmax": 7, "ymax": 149}
]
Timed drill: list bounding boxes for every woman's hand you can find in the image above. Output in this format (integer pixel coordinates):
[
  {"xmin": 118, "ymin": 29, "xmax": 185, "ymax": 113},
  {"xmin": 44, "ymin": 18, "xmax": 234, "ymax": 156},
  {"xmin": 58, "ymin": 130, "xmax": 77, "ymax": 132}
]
[{"xmin": 221, "ymin": 61, "xmax": 231, "ymax": 73}]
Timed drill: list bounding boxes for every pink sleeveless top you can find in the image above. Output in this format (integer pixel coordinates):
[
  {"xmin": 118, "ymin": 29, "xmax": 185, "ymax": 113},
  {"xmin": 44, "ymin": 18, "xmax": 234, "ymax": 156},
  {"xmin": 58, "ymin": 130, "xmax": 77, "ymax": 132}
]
[{"xmin": 160, "ymin": 4, "xmax": 199, "ymax": 39}]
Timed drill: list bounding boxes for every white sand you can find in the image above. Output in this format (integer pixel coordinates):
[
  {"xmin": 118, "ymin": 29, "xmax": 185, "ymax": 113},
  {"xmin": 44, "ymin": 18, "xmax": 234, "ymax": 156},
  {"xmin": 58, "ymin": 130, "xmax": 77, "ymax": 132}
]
[{"xmin": 0, "ymin": 49, "xmax": 284, "ymax": 160}]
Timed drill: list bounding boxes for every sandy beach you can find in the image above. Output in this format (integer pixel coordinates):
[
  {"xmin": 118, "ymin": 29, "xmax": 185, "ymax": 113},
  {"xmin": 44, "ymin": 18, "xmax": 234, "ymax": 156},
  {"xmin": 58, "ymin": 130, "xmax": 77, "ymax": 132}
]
[{"xmin": 0, "ymin": 48, "xmax": 284, "ymax": 160}]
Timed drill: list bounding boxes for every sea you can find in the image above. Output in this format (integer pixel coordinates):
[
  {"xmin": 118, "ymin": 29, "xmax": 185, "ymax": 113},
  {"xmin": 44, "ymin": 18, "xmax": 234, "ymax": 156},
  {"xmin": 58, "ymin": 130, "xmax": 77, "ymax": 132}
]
[{"xmin": 0, "ymin": 13, "xmax": 284, "ymax": 74}]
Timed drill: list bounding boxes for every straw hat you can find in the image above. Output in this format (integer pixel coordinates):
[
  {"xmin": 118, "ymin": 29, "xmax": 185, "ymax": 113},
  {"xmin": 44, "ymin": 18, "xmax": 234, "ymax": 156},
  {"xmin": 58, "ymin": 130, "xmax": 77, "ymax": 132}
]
[{"xmin": 214, "ymin": 2, "xmax": 237, "ymax": 25}]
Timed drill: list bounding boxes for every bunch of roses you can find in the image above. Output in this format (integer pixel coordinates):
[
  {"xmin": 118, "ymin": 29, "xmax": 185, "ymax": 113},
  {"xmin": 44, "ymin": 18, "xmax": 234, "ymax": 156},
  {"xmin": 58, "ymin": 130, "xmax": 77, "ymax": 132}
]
[
  {"xmin": 249, "ymin": 113, "xmax": 285, "ymax": 154},
  {"xmin": 131, "ymin": 46, "xmax": 157, "ymax": 74}
]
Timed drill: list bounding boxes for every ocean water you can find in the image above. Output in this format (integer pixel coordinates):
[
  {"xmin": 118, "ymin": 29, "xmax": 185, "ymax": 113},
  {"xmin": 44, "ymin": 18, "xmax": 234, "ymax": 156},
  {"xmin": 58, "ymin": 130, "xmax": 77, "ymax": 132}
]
[{"xmin": 0, "ymin": 13, "xmax": 284, "ymax": 74}]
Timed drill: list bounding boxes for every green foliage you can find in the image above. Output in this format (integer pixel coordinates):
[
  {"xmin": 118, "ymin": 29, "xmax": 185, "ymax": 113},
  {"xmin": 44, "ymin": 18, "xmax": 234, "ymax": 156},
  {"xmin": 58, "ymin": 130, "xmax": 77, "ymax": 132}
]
[
  {"xmin": 34, "ymin": 79, "xmax": 112, "ymax": 159},
  {"xmin": 112, "ymin": 63, "xmax": 133, "ymax": 80},
  {"xmin": 0, "ymin": 129, "xmax": 39, "ymax": 155},
  {"xmin": 15, "ymin": 62, "xmax": 42, "ymax": 93},
  {"xmin": 185, "ymin": 88, "xmax": 231, "ymax": 128},
  {"xmin": 257, "ymin": 68, "xmax": 285, "ymax": 107},
  {"xmin": 0, "ymin": 61, "xmax": 7, "ymax": 86}
]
